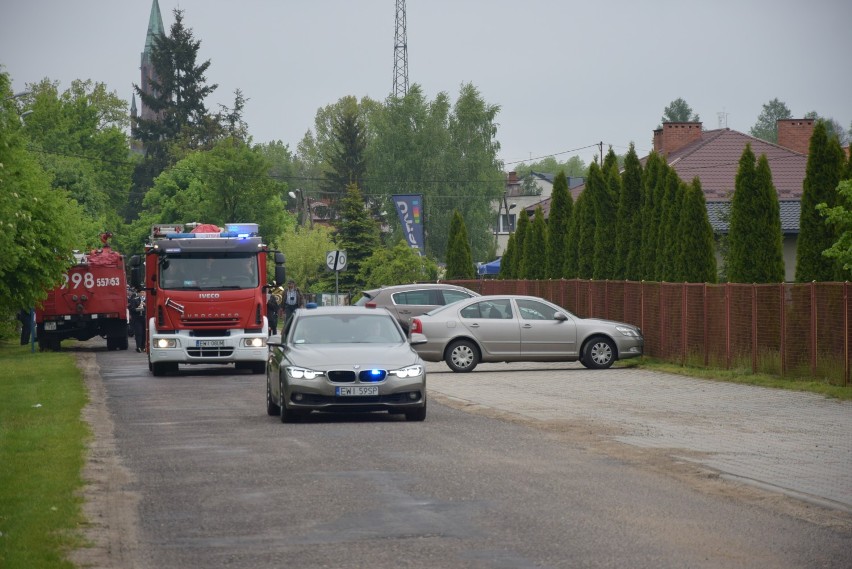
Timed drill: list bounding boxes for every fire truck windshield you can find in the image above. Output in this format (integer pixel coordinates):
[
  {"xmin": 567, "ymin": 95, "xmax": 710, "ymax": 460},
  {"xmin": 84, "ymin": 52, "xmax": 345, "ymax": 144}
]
[{"xmin": 160, "ymin": 254, "xmax": 258, "ymax": 290}]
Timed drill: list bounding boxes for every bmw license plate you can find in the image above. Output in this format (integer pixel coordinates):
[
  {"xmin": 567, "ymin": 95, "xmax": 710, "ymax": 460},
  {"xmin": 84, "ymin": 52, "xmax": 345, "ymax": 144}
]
[
  {"xmin": 196, "ymin": 340, "xmax": 225, "ymax": 348},
  {"xmin": 336, "ymin": 385, "xmax": 379, "ymax": 396}
]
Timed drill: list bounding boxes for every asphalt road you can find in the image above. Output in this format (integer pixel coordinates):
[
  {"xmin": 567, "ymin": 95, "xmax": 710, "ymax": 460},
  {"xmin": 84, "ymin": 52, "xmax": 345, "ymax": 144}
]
[{"xmin": 82, "ymin": 345, "xmax": 851, "ymax": 569}]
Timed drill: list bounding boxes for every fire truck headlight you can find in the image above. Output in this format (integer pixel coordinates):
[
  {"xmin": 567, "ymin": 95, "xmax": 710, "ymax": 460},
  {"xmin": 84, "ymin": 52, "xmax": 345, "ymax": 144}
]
[
  {"xmin": 156, "ymin": 338, "xmax": 177, "ymax": 349},
  {"xmin": 243, "ymin": 337, "xmax": 267, "ymax": 348}
]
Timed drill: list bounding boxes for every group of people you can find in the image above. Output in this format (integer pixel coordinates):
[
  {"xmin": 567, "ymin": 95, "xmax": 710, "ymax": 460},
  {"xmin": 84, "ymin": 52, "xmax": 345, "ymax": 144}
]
[{"xmin": 266, "ymin": 280, "xmax": 303, "ymax": 335}]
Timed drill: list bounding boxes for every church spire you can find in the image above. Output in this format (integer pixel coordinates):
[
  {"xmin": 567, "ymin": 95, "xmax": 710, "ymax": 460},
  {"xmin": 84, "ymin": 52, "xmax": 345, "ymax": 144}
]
[
  {"xmin": 144, "ymin": 0, "xmax": 165, "ymax": 58},
  {"xmin": 138, "ymin": 0, "xmax": 165, "ymax": 124}
]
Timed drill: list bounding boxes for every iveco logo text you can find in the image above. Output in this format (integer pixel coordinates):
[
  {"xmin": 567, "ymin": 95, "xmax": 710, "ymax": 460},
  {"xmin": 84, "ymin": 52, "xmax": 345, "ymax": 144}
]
[{"xmin": 198, "ymin": 293, "xmax": 221, "ymax": 299}]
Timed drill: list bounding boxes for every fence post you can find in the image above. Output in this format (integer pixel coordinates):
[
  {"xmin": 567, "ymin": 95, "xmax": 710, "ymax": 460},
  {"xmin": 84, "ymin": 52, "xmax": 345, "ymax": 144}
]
[
  {"xmin": 725, "ymin": 283, "xmax": 731, "ymax": 370},
  {"xmin": 660, "ymin": 283, "xmax": 667, "ymax": 361},
  {"xmin": 780, "ymin": 283, "xmax": 786, "ymax": 378},
  {"xmin": 703, "ymin": 283, "xmax": 709, "ymax": 368},
  {"xmin": 681, "ymin": 282, "xmax": 687, "ymax": 367},
  {"xmin": 751, "ymin": 284, "xmax": 757, "ymax": 374},
  {"xmin": 810, "ymin": 281, "xmax": 817, "ymax": 377},
  {"xmin": 588, "ymin": 280, "xmax": 593, "ymax": 317},
  {"xmin": 641, "ymin": 281, "xmax": 645, "ymax": 349},
  {"xmin": 845, "ymin": 281, "xmax": 849, "ymax": 387}
]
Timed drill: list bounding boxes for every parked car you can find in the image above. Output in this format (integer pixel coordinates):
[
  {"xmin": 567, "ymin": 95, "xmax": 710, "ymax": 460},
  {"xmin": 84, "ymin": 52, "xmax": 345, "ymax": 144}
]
[
  {"xmin": 266, "ymin": 306, "xmax": 428, "ymax": 422},
  {"xmin": 409, "ymin": 295, "xmax": 643, "ymax": 372},
  {"xmin": 354, "ymin": 283, "xmax": 479, "ymax": 332}
]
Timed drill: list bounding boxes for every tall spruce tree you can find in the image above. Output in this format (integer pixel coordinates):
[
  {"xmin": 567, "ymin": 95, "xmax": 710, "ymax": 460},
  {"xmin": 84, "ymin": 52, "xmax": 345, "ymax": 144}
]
[
  {"xmin": 728, "ymin": 146, "xmax": 785, "ymax": 283},
  {"xmin": 796, "ymin": 121, "xmax": 846, "ymax": 282},
  {"xmin": 654, "ymin": 168, "xmax": 679, "ymax": 281},
  {"xmin": 445, "ymin": 210, "xmax": 476, "ymax": 279},
  {"xmin": 499, "ymin": 231, "xmax": 518, "ymax": 279},
  {"xmin": 665, "ymin": 179, "xmax": 688, "ymax": 281},
  {"xmin": 575, "ymin": 187, "xmax": 597, "ymax": 279},
  {"xmin": 322, "ymin": 99, "xmax": 368, "ymax": 217},
  {"xmin": 523, "ymin": 206, "xmax": 548, "ymax": 280},
  {"xmin": 132, "ymin": 9, "xmax": 218, "ymax": 214},
  {"xmin": 331, "ymin": 183, "xmax": 381, "ymax": 292},
  {"xmin": 676, "ymin": 178, "xmax": 717, "ymax": 282},
  {"xmin": 617, "ymin": 144, "xmax": 643, "ymax": 280},
  {"xmin": 563, "ymin": 191, "xmax": 584, "ymax": 279},
  {"xmin": 512, "ymin": 210, "xmax": 531, "ymax": 278},
  {"xmin": 639, "ymin": 152, "xmax": 662, "ymax": 280},
  {"xmin": 133, "ymin": 9, "xmax": 218, "ymax": 166},
  {"xmin": 584, "ymin": 162, "xmax": 615, "ymax": 279},
  {"xmin": 546, "ymin": 171, "xmax": 573, "ymax": 278}
]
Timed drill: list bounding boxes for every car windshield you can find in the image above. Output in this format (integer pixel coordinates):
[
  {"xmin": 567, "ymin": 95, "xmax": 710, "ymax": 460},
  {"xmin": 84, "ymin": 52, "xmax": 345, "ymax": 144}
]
[
  {"xmin": 160, "ymin": 254, "xmax": 258, "ymax": 290},
  {"xmin": 291, "ymin": 314, "xmax": 404, "ymax": 345}
]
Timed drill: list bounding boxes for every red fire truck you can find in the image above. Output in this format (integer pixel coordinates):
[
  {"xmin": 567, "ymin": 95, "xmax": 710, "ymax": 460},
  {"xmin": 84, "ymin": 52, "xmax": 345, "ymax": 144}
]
[
  {"xmin": 36, "ymin": 233, "xmax": 129, "ymax": 351},
  {"xmin": 129, "ymin": 222, "xmax": 285, "ymax": 376}
]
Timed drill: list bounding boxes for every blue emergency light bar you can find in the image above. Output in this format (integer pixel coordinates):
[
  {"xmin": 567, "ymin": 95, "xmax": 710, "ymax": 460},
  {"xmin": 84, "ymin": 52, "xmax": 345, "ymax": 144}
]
[{"xmin": 225, "ymin": 223, "xmax": 259, "ymax": 236}]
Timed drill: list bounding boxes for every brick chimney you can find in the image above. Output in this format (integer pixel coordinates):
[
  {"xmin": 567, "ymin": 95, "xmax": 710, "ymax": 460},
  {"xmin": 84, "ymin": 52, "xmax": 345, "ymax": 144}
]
[
  {"xmin": 652, "ymin": 122, "xmax": 703, "ymax": 156},
  {"xmin": 776, "ymin": 119, "xmax": 814, "ymax": 155}
]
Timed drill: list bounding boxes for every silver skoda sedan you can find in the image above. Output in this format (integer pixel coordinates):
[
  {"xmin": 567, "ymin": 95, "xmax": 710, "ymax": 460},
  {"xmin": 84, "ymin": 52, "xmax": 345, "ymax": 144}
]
[
  {"xmin": 266, "ymin": 306, "xmax": 427, "ymax": 422},
  {"xmin": 409, "ymin": 295, "xmax": 643, "ymax": 372}
]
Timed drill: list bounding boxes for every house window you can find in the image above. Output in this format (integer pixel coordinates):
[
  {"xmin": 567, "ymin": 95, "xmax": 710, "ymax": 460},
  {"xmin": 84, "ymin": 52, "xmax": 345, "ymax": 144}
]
[{"xmin": 497, "ymin": 213, "xmax": 515, "ymax": 234}]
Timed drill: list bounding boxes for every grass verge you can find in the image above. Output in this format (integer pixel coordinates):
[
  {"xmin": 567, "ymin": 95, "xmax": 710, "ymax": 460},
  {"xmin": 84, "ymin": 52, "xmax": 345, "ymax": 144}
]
[
  {"xmin": 632, "ymin": 357, "xmax": 852, "ymax": 401},
  {"xmin": 0, "ymin": 340, "xmax": 89, "ymax": 568}
]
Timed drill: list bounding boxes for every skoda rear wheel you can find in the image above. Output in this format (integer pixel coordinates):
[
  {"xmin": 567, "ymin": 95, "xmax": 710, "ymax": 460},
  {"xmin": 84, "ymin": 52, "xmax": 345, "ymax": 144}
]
[{"xmin": 445, "ymin": 339, "xmax": 479, "ymax": 373}]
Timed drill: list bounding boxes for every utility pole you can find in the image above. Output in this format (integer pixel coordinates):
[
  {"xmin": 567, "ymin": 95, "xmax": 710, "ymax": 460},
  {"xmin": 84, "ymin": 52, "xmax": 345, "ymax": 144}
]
[{"xmin": 392, "ymin": 0, "xmax": 409, "ymax": 98}]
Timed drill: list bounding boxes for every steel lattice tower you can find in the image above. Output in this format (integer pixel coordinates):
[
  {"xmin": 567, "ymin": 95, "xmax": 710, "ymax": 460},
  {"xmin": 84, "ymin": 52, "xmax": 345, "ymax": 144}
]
[{"xmin": 392, "ymin": 0, "xmax": 409, "ymax": 97}]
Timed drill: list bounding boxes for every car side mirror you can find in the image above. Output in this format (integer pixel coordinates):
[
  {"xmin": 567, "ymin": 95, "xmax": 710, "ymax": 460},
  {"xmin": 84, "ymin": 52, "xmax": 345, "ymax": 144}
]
[
  {"xmin": 554, "ymin": 312, "xmax": 568, "ymax": 321},
  {"xmin": 267, "ymin": 334, "xmax": 283, "ymax": 346},
  {"xmin": 409, "ymin": 332, "xmax": 427, "ymax": 345}
]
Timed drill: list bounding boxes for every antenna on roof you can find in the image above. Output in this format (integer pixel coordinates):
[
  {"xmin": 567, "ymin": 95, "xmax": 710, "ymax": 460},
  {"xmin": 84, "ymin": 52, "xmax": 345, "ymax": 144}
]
[{"xmin": 717, "ymin": 110, "xmax": 729, "ymax": 129}]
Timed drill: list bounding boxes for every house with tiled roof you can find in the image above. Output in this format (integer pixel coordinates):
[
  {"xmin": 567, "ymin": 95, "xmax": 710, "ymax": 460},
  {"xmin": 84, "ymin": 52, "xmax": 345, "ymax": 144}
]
[{"xmin": 523, "ymin": 119, "xmax": 813, "ymax": 281}]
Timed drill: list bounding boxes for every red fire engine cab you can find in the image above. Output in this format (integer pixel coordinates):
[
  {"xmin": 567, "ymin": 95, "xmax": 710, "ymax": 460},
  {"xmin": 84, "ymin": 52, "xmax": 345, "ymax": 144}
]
[
  {"xmin": 35, "ymin": 232, "xmax": 129, "ymax": 351},
  {"xmin": 129, "ymin": 222, "xmax": 285, "ymax": 376}
]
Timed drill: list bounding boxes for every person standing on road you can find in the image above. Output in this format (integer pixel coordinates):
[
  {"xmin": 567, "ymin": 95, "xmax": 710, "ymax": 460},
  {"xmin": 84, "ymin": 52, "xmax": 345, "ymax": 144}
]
[
  {"xmin": 267, "ymin": 292, "xmax": 280, "ymax": 335},
  {"xmin": 283, "ymin": 280, "xmax": 303, "ymax": 323},
  {"xmin": 128, "ymin": 290, "xmax": 147, "ymax": 352}
]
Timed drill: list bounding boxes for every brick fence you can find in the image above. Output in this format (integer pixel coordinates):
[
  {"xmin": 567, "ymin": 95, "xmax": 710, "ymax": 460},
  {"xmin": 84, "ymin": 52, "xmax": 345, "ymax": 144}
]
[{"xmin": 446, "ymin": 279, "xmax": 850, "ymax": 386}]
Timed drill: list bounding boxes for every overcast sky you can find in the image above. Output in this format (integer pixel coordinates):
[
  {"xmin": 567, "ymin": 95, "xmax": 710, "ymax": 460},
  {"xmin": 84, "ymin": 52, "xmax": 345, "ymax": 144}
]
[{"xmin": 2, "ymin": 0, "xmax": 850, "ymax": 169}]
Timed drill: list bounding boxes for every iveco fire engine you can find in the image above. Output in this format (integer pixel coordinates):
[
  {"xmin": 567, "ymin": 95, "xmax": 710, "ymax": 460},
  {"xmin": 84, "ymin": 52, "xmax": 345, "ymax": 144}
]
[
  {"xmin": 36, "ymin": 233, "xmax": 129, "ymax": 352},
  {"xmin": 130, "ymin": 223, "xmax": 285, "ymax": 376}
]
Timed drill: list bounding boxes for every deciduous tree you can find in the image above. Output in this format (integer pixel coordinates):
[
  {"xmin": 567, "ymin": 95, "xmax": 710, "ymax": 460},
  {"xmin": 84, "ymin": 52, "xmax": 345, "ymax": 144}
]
[
  {"xmin": 661, "ymin": 97, "xmax": 699, "ymax": 124},
  {"xmin": 0, "ymin": 72, "xmax": 92, "ymax": 314},
  {"xmin": 749, "ymin": 98, "xmax": 792, "ymax": 143}
]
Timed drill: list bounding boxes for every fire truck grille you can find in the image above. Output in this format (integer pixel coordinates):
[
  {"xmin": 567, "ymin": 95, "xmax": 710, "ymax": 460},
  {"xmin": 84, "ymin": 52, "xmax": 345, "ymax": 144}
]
[
  {"xmin": 187, "ymin": 347, "xmax": 235, "ymax": 358},
  {"xmin": 182, "ymin": 317, "xmax": 241, "ymax": 327}
]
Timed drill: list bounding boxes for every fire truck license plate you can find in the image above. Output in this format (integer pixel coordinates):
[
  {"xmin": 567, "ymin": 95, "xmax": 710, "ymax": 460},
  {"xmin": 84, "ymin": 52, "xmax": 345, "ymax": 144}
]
[
  {"xmin": 45, "ymin": 322, "xmax": 57, "ymax": 331},
  {"xmin": 196, "ymin": 340, "xmax": 225, "ymax": 348}
]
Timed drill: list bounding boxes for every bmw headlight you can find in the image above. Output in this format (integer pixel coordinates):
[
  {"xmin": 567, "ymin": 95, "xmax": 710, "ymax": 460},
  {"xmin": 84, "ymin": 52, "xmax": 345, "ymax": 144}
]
[
  {"xmin": 286, "ymin": 366, "xmax": 324, "ymax": 380},
  {"xmin": 390, "ymin": 364, "xmax": 424, "ymax": 378},
  {"xmin": 615, "ymin": 325, "xmax": 639, "ymax": 337}
]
